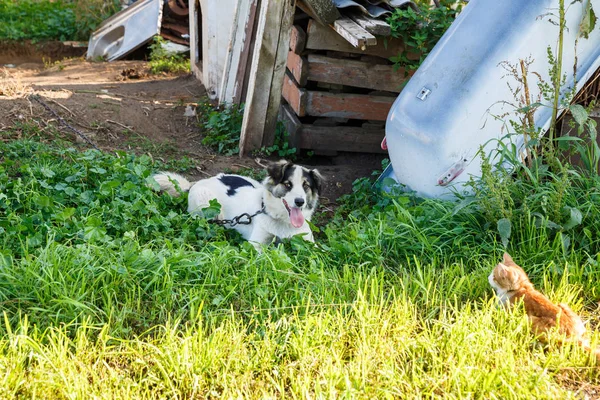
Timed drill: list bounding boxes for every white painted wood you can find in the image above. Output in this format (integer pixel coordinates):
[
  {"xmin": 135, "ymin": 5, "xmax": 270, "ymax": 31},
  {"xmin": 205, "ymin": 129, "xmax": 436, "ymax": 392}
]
[
  {"xmin": 332, "ymin": 18, "xmax": 376, "ymax": 50},
  {"xmin": 348, "ymin": 12, "xmax": 391, "ymax": 36},
  {"xmin": 189, "ymin": 0, "xmax": 202, "ymax": 79},
  {"xmin": 189, "ymin": 0, "xmax": 237, "ymax": 100},
  {"xmin": 219, "ymin": 0, "xmax": 258, "ymax": 105},
  {"xmin": 239, "ymin": 0, "xmax": 296, "ymax": 154}
]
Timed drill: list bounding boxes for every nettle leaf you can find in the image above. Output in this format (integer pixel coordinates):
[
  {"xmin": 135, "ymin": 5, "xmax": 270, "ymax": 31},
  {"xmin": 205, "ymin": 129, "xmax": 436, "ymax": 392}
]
[
  {"xmin": 562, "ymin": 206, "xmax": 583, "ymax": 231},
  {"xmin": 578, "ymin": 0, "xmax": 597, "ymax": 39},
  {"xmin": 497, "ymin": 218, "xmax": 511, "ymax": 248},
  {"xmin": 40, "ymin": 166, "xmax": 55, "ymax": 178},
  {"xmin": 586, "ymin": 118, "xmax": 597, "ymax": 140},
  {"xmin": 569, "ymin": 104, "xmax": 588, "ymax": 127}
]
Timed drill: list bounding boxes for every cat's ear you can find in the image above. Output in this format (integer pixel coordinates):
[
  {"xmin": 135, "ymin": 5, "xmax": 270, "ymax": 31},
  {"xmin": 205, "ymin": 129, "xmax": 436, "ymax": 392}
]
[{"xmin": 502, "ymin": 252, "xmax": 515, "ymax": 265}]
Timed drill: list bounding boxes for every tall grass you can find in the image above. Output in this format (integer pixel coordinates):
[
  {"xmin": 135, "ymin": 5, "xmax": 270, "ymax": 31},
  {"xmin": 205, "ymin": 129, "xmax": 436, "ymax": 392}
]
[{"xmin": 0, "ymin": 122, "xmax": 599, "ymax": 397}]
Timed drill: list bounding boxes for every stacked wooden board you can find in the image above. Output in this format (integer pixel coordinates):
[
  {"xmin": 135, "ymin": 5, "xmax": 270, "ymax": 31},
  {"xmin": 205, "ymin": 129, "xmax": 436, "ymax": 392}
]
[{"xmin": 279, "ymin": 19, "xmax": 413, "ymax": 155}]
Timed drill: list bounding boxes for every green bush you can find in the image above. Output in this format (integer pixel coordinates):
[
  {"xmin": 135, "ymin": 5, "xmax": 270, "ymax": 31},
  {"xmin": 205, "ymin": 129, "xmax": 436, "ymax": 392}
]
[
  {"xmin": 387, "ymin": 1, "xmax": 463, "ymax": 73},
  {"xmin": 0, "ymin": 0, "xmax": 119, "ymax": 42}
]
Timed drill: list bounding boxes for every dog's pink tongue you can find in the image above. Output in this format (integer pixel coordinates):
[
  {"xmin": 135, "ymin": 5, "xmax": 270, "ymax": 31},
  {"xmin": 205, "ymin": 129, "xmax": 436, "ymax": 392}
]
[{"xmin": 290, "ymin": 207, "xmax": 305, "ymax": 228}]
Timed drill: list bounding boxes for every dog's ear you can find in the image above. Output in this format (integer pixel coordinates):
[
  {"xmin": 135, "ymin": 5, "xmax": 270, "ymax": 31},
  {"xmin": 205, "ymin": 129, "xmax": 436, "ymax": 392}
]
[
  {"xmin": 310, "ymin": 169, "xmax": 324, "ymax": 195},
  {"xmin": 267, "ymin": 160, "xmax": 291, "ymax": 183}
]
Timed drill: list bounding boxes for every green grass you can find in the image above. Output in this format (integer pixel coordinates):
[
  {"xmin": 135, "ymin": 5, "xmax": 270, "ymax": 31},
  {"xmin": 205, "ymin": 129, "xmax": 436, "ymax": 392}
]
[
  {"xmin": 0, "ymin": 129, "xmax": 599, "ymax": 398},
  {"xmin": 148, "ymin": 36, "xmax": 191, "ymax": 75},
  {"xmin": 0, "ymin": 0, "xmax": 120, "ymax": 42}
]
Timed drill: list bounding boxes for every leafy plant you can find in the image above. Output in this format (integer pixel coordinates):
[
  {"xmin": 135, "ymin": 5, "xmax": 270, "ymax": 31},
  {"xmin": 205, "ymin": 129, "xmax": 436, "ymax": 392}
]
[
  {"xmin": 387, "ymin": 1, "xmax": 462, "ymax": 73},
  {"xmin": 255, "ymin": 122, "xmax": 298, "ymax": 159},
  {"xmin": 0, "ymin": 0, "xmax": 119, "ymax": 42},
  {"xmin": 148, "ymin": 36, "xmax": 190, "ymax": 75},
  {"xmin": 198, "ymin": 101, "xmax": 244, "ymax": 156},
  {"xmin": 72, "ymin": 0, "xmax": 120, "ymax": 41}
]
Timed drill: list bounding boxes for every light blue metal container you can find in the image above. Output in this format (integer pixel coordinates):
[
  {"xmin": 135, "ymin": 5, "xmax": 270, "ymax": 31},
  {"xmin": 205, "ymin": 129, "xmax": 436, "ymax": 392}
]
[{"xmin": 380, "ymin": 0, "xmax": 600, "ymax": 199}]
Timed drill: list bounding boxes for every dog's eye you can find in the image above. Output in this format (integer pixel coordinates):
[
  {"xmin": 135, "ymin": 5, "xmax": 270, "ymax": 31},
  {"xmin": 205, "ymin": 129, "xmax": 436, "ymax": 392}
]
[
  {"xmin": 303, "ymin": 181, "xmax": 310, "ymax": 189},
  {"xmin": 283, "ymin": 181, "xmax": 292, "ymax": 189}
]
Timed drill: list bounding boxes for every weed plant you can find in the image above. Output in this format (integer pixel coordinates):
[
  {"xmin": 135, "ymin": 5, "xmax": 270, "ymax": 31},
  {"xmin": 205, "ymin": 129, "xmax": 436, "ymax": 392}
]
[
  {"xmin": 387, "ymin": 0, "xmax": 463, "ymax": 73},
  {"xmin": 148, "ymin": 36, "xmax": 191, "ymax": 75},
  {"xmin": 198, "ymin": 101, "xmax": 297, "ymax": 158}
]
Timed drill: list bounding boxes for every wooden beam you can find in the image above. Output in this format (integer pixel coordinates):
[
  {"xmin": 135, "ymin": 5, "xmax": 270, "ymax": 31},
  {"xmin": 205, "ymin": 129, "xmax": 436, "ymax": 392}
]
[
  {"xmin": 238, "ymin": 0, "xmax": 261, "ymax": 104},
  {"xmin": 348, "ymin": 12, "xmax": 391, "ymax": 36},
  {"xmin": 289, "ymin": 25, "xmax": 307, "ymax": 54},
  {"xmin": 282, "ymin": 74, "xmax": 394, "ymax": 120},
  {"xmin": 296, "ymin": 0, "xmax": 340, "ymax": 26},
  {"xmin": 219, "ymin": 0, "xmax": 259, "ymax": 105},
  {"xmin": 239, "ymin": 0, "xmax": 296, "ymax": 154},
  {"xmin": 307, "ymin": 54, "xmax": 407, "ymax": 92},
  {"xmin": 306, "ymin": 91, "xmax": 393, "ymax": 120},
  {"xmin": 306, "ymin": 19, "xmax": 408, "ymax": 59},
  {"xmin": 287, "ymin": 51, "xmax": 308, "ymax": 86},
  {"xmin": 298, "ymin": 125, "xmax": 386, "ymax": 153},
  {"xmin": 331, "ymin": 18, "xmax": 377, "ymax": 50}
]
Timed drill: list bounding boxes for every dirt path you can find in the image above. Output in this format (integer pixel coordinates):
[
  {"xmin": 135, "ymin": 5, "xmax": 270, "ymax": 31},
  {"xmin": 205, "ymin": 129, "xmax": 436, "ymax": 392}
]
[{"xmin": 0, "ymin": 59, "xmax": 386, "ymax": 204}]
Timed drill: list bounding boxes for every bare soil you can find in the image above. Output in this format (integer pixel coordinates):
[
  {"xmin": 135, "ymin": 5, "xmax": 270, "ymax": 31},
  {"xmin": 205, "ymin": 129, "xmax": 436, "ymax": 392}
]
[{"xmin": 0, "ymin": 59, "xmax": 386, "ymax": 206}]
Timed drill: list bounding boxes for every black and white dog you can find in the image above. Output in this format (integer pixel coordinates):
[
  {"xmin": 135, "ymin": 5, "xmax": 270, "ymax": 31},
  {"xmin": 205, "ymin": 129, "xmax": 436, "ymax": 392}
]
[{"xmin": 152, "ymin": 160, "xmax": 323, "ymax": 249}]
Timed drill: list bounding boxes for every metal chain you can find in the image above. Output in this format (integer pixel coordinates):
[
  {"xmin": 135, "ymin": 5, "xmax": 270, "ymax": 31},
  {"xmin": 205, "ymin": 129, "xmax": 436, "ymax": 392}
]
[
  {"xmin": 30, "ymin": 95, "xmax": 101, "ymax": 151},
  {"xmin": 209, "ymin": 204, "xmax": 265, "ymax": 227}
]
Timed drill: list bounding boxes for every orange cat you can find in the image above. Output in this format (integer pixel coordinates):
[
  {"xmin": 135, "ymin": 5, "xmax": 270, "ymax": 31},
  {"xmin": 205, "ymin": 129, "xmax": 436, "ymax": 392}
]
[{"xmin": 489, "ymin": 252, "xmax": 600, "ymax": 363}]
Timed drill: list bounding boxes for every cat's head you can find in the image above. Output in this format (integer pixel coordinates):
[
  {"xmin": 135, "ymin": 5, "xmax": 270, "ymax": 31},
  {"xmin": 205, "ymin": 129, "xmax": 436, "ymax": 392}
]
[{"xmin": 488, "ymin": 253, "xmax": 532, "ymax": 295}]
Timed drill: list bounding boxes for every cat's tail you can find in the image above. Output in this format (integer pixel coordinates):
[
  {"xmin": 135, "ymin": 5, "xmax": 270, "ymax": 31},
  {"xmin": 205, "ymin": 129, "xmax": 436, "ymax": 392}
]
[{"xmin": 152, "ymin": 172, "xmax": 194, "ymax": 197}]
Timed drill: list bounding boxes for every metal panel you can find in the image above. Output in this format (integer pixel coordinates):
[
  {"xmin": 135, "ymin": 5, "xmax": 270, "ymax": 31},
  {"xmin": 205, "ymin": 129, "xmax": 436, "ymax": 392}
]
[{"xmin": 87, "ymin": 0, "xmax": 163, "ymax": 61}]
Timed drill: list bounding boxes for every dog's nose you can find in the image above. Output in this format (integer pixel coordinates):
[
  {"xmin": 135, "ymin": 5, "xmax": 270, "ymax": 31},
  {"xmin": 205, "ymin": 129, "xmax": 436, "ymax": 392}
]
[{"xmin": 294, "ymin": 198, "xmax": 305, "ymax": 207}]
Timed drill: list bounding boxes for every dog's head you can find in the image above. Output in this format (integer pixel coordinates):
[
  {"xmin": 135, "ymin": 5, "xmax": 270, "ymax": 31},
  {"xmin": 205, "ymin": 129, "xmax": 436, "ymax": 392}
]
[{"xmin": 263, "ymin": 160, "xmax": 323, "ymax": 228}]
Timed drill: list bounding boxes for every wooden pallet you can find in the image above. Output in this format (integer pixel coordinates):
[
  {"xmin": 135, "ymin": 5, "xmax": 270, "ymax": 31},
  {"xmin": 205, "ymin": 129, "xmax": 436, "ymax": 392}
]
[{"xmin": 279, "ymin": 19, "xmax": 411, "ymax": 155}]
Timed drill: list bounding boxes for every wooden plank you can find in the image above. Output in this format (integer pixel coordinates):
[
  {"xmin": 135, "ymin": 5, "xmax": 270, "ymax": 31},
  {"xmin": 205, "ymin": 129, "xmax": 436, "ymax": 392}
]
[
  {"xmin": 297, "ymin": 0, "xmax": 340, "ymax": 26},
  {"xmin": 278, "ymin": 103, "xmax": 302, "ymax": 148},
  {"xmin": 219, "ymin": 0, "xmax": 259, "ymax": 105},
  {"xmin": 261, "ymin": 0, "xmax": 296, "ymax": 148},
  {"xmin": 307, "ymin": 54, "xmax": 407, "ymax": 92},
  {"xmin": 287, "ymin": 51, "xmax": 308, "ymax": 86},
  {"xmin": 331, "ymin": 18, "xmax": 377, "ymax": 50},
  {"xmin": 189, "ymin": 0, "xmax": 202, "ymax": 80},
  {"xmin": 289, "ymin": 25, "xmax": 306, "ymax": 54},
  {"xmin": 298, "ymin": 125, "xmax": 386, "ymax": 153},
  {"xmin": 306, "ymin": 91, "xmax": 393, "ymax": 120},
  {"xmin": 198, "ymin": 0, "xmax": 240, "ymax": 100},
  {"xmin": 239, "ymin": 0, "xmax": 296, "ymax": 154},
  {"xmin": 306, "ymin": 19, "xmax": 407, "ymax": 59},
  {"xmin": 238, "ymin": 0, "xmax": 261, "ymax": 104},
  {"xmin": 283, "ymin": 71, "xmax": 393, "ymax": 120},
  {"xmin": 282, "ymin": 72, "xmax": 307, "ymax": 116},
  {"xmin": 348, "ymin": 12, "xmax": 391, "ymax": 36}
]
